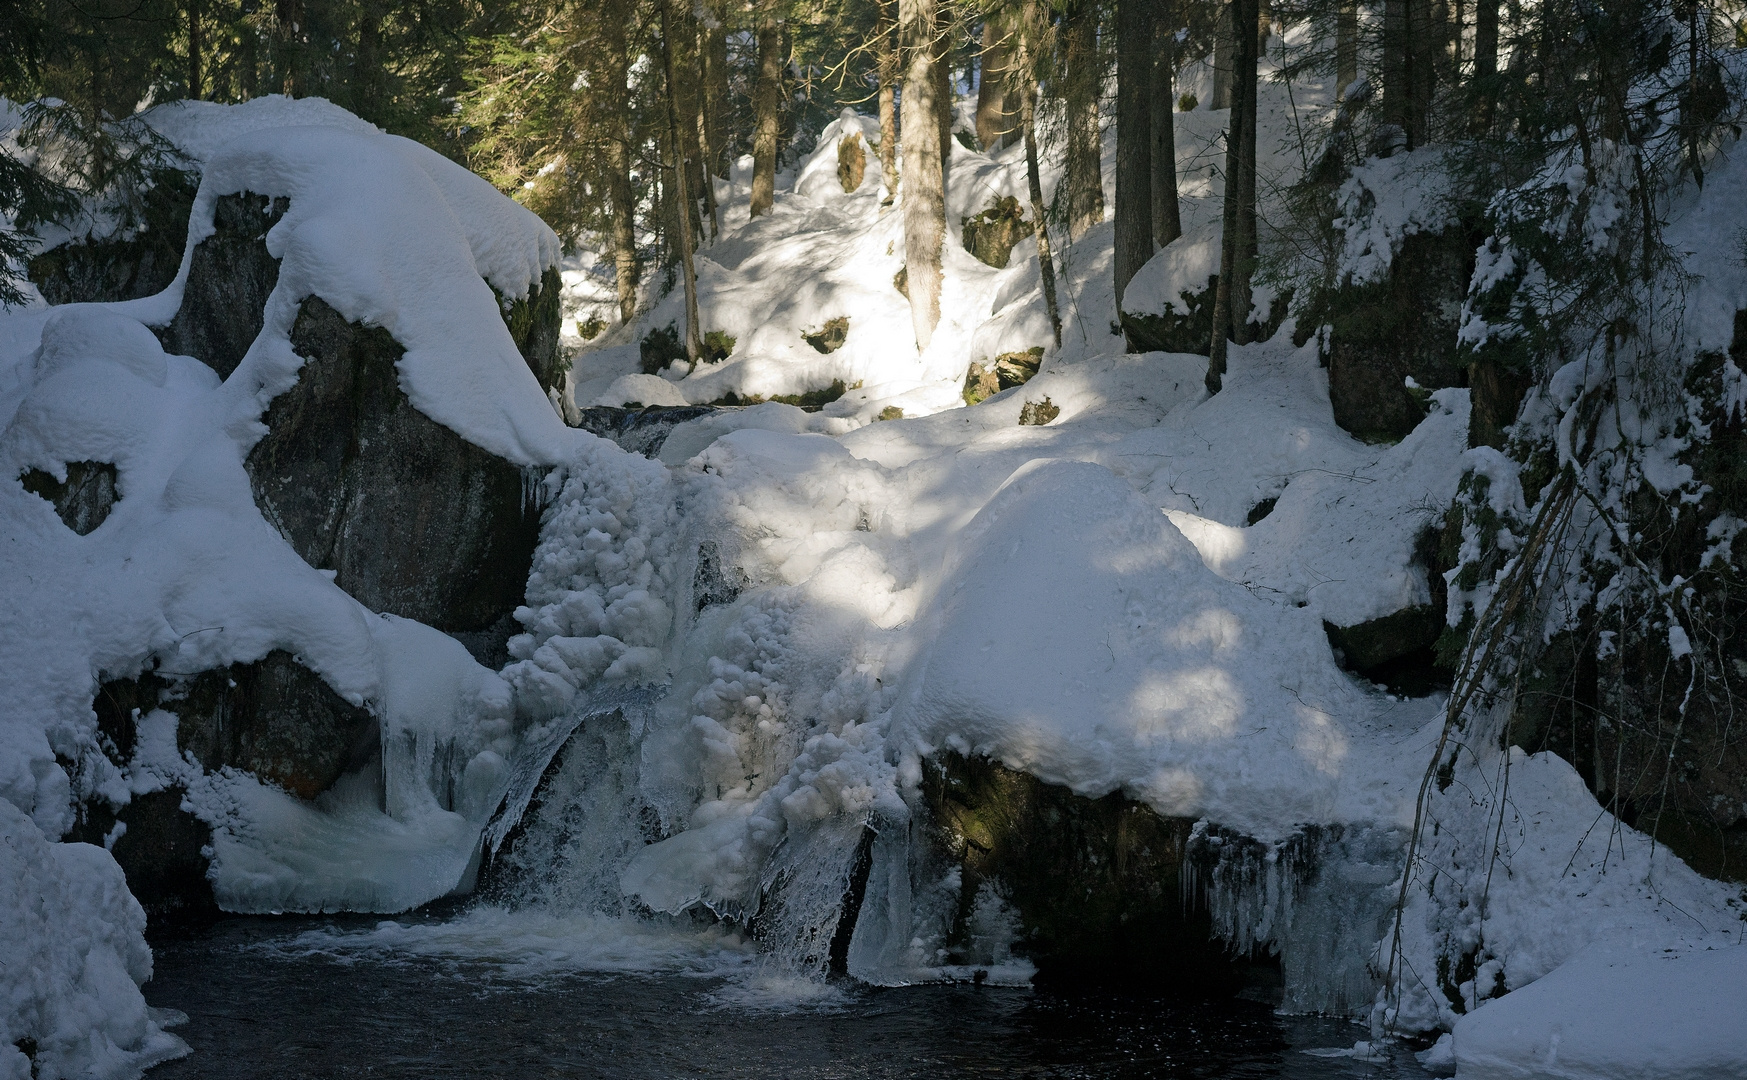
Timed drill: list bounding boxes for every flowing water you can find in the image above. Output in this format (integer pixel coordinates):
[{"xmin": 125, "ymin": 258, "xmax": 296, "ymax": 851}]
[{"xmin": 144, "ymin": 914, "xmax": 1436, "ymax": 1080}]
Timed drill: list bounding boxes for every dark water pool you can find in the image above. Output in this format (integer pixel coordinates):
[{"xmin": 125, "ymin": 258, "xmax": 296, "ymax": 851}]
[{"xmin": 145, "ymin": 917, "xmax": 1432, "ymax": 1080}]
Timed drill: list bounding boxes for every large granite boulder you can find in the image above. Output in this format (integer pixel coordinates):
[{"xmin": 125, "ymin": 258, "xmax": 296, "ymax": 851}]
[
  {"xmin": 1321, "ymin": 228, "xmax": 1473, "ymax": 442},
  {"xmin": 161, "ymin": 191, "xmax": 561, "ymax": 664}
]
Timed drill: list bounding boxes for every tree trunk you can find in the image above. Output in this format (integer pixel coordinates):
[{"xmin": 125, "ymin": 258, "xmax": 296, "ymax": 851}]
[
  {"xmin": 1336, "ymin": 0, "xmax": 1358, "ymax": 101},
  {"xmin": 276, "ymin": 0, "xmax": 305, "ymax": 95},
  {"xmin": 1409, "ymin": 0, "xmax": 1439, "ymax": 145},
  {"xmin": 1206, "ymin": 0, "xmax": 1257, "ymax": 393},
  {"xmin": 659, "ymin": 0, "xmax": 703, "ymax": 365},
  {"xmin": 750, "ymin": 11, "xmax": 783, "ymax": 219},
  {"xmin": 1115, "ymin": 0, "xmax": 1155, "ymax": 308},
  {"xmin": 1062, "ymin": 0, "xmax": 1103, "ymax": 242},
  {"xmin": 877, "ymin": 0, "xmax": 901, "ymax": 204},
  {"xmin": 1212, "ymin": 0, "xmax": 1232, "ymax": 109},
  {"xmin": 703, "ymin": 15, "xmax": 730, "ymax": 177},
  {"xmin": 1150, "ymin": 12, "xmax": 1181, "ymax": 248},
  {"xmin": 901, "ymin": 0, "xmax": 946, "ymax": 350},
  {"xmin": 976, "ymin": 16, "xmax": 1017, "ymax": 150},
  {"xmin": 1233, "ymin": 0, "xmax": 1257, "ymax": 342},
  {"xmin": 936, "ymin": 4, "xmax": 954, "ymax": 190},
  {"xmin": 187, "ymin": 0, "xmax": 203, "ymax": 100},
  {"xmin": 1471, "ymin": 0, "xmax": 1497, "ymax": 128},
  {"xmin": 696, "ymin": 85, "xmax": 720, "ymax": 241},
  {"xmin": 692, "ymin": 26, "xmax": 720, "ymax": 241},
  {"xmin": 355, "ymin": 2, "xmax": 382, "ymax": 120},
  {"xmin": 604, "ymin": 18, "xmax": 639, "ymax": 324},
  {"xmin": 1017, "ymin": 2, "xmax": 1062, "ymax": 347},
  {"xmin": 1382, "ymin": 0, "xmax": 1409, "ymax": 139}
]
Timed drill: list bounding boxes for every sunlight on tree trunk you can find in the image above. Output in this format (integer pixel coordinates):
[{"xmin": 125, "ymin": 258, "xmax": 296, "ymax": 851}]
[{"xmin": 900, "ymin": 0, "xmax": 945, "ymax": 349}]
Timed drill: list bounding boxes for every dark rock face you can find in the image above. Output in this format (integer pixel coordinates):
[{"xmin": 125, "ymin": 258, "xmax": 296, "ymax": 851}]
[
  {"xmin": 1323, "ymin": 230, "xmax": 1472, "ymax": 442},
  {"xmin": 19, "ymin": 460, "xmax": 118, "ymax": 534},
  {"xmin": 100, "ymin": 651, "xmax": 378, "ymax": 801},
  {"xmin": 248, "ymin": 295, "xmax": 543, "ymax": 641},
  {"xmin": 72, "ymin": 651, "xmax": 377, "ymax": 919},
  {"xmin": 921, "ymin": 752, "xmax": 1273, "ymax": 992},
  {"xmin": 159, "ymin": 193, "xmax": 288, "ymax": 378},
  {"xmin": 27, "ymin": 167, "xmax": 199, "ymax": 305}
]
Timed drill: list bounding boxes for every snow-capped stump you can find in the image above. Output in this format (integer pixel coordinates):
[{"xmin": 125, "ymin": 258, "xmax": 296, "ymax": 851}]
[
  {"xmin": 961, "ymin": 196, "xmax": 1031, "ymax": 270},
  {"xmin": 246, "ymin": 294, "xmax": 544, "ymax": 653},
  {"xmin": 18, "ymin": 459, "xmax": 118, "ymax": 535}
]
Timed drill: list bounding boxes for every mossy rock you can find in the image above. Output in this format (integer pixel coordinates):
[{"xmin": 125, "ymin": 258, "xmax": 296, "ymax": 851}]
[
  {"xmin": 1120, "ymin": 278, "xmax": 1217, "ymax": 356},
  {"xmin": 497, "ymin": 263, "xmax": 567, "ymax": 392},
  {"xmin": 1018, "ymin": 397, "xmax": 1059, "ymax": 426},
  {"xmin": 1315, "ymin": 227, "xmax": 1475, "ymax": 441},
  {"xmin": 961, "ymin": 196, "xmax": 1032, "ymax": 270},
  {"xmin": 838, "ymin": 133, "xmax": 867, "ymax": 193},
  {"xmin": 921, "ymin": 752, "xmax": 1272, "ymax": 990},
  {"xmin": 803, "ymin": 316, "xmax": 850, "ymax": 354},
  {"xmin": 964, "ymin": 347, "xmax": 1043, "ymax": 405},
  {"xmin": 712, "ymin": 379, "xmax": 847, "ymax": 411},
  {"xmin": 1324, "ymin": 605, "xmax": 1445, "ymax": 671},
  {"xmin": 704, "ymin": 329, "xmax": 736, "ymax": 362}
]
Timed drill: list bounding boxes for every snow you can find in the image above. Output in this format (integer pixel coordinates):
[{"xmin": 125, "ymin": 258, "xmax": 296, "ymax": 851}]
[
  {"xmin": 0, "ymin": 799, "xmax": 188, "ymax": 1080},
  {"xmin": 1452, "ymin": 940, "xmax": 1747, "ymax": 1080}
]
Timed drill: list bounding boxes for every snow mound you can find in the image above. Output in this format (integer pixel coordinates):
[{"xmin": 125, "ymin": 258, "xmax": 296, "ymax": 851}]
[
  {"xmin": 0, "ymin": 800, "xmax": 188, "ymax": 1080},
  {"xmin": 1453, "ymin": 940, "xmax": 1747, "ymax": 1080},
  {"xmin": 893, "ymin": 458, "xmax": 1365, "ymax": 841}
]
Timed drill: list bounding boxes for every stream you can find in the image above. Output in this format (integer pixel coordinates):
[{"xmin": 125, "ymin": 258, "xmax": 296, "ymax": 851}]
[{"xmin": 144, "ymin": 914, "xmax": 1436, "ymax": 1079}]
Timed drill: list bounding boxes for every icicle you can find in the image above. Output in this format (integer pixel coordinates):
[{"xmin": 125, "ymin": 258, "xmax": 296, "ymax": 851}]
[{"xmin": 1190, "ymin": 822, "xmax": 1407, "ymax": 1016}]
